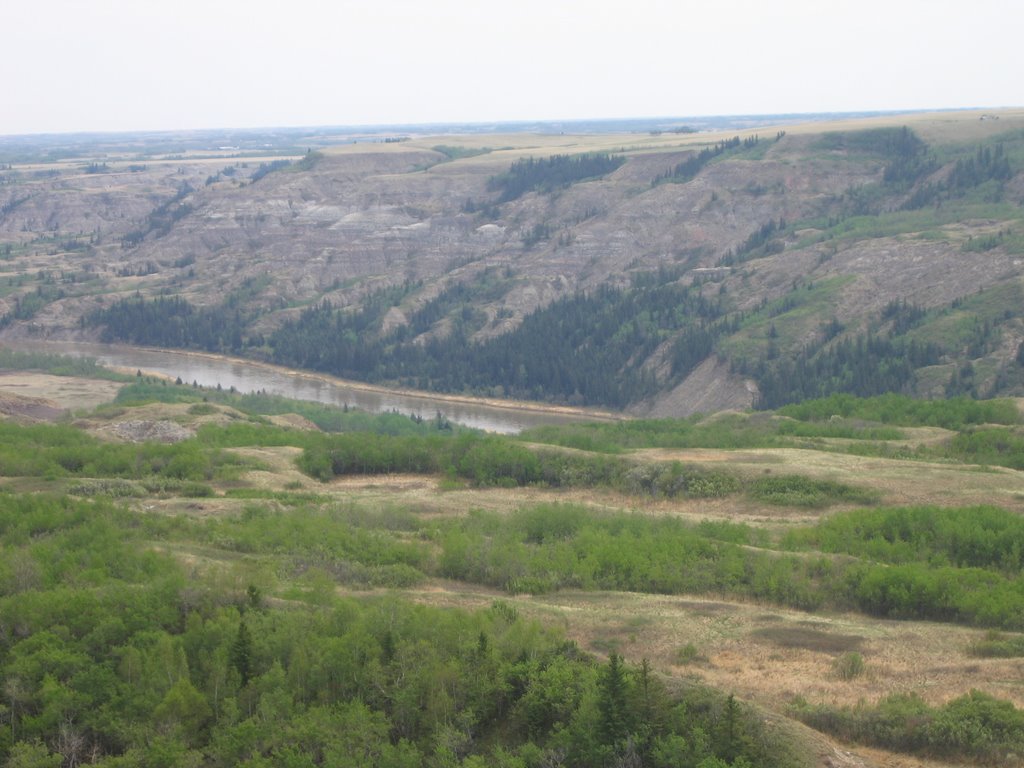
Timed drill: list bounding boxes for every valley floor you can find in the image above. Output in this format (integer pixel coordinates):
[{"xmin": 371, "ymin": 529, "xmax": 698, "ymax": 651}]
[{"xmin": 3, "ymin": 367, "xmax": 1024, "ymax": 767}]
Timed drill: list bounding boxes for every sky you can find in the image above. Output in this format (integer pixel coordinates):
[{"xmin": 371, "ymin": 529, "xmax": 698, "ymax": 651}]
[{"xmin": 4, "ymin": 0, "xmax": 1021, "ymax": 135}]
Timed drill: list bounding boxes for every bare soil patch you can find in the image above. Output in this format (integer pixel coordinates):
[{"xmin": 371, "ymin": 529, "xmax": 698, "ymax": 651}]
[{"xmin": 0, "ymin": 391, "xmax": 66, "ymax": 422}]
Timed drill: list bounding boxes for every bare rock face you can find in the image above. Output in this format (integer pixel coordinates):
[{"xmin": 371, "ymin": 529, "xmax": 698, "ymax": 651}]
[
  {"xmin": 59, "ymin": 137, "xmax": 883, "ymax": 330},
  {"xmin": 0, "ymin": 134, "xmax": 891, "ymax": 340},
  {"xmin": 0, "ymin": 164, "xmax": 210, "ymax": 246},
  {"xmin": 634, "ymin": 357, "xmax": 758, "ymax": 418}
]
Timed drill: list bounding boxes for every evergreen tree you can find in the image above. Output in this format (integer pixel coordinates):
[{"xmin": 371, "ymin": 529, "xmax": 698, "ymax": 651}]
[
  {"xmin": 597, "ymin": 653, "xmax": 631, "ymax": 747},
  {"xmin": 230, "ymin": 620, "xmax": 254, "ymax": 686},
  {"xmin": 715, "ymin": 694, "xmax": 744, "ymax": 762}
]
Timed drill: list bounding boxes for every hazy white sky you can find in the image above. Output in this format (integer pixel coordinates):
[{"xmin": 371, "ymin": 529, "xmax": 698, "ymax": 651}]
[{"xmin": 5, "ymin": 0, "xmax": 1020, "ymax": 135}]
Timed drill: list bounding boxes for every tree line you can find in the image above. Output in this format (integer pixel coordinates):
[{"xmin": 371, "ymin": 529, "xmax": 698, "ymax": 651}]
[
  {"xmin": 652, "ymin": 136, "xmax": 758, "ymax": 185},
  {"xmin": 486, "ymin": 153, "xmax": 625, "ymax": 202},
  {"xmin": 739, "ymin": 332, "xmax": 943, "ymax": 410},
  {"xmin": 903, "ymin": 142, "xmax": 1014, "ymax": 209},
  {"xmin": 267, "ymin": 273, "xmax": 725, "ymax": 407},
  {"xmin": 87, "ymin": 294, "xmax": 251, "ymax": 353}
]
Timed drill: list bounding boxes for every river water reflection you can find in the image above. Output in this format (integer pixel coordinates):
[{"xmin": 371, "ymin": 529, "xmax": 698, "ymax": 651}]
[{"xmin": 12, "ymin": 341, "xmax": 616, "ymax": 434}]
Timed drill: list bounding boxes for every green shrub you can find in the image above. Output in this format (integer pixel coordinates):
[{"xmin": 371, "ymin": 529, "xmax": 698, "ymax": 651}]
[
  {"xmin": 67, "ymin": 479, "xmax": 146, "ymax": 498},
  {"xmin": 967, "ymin": 629, "xmax": 1024, "ymax": 658},
  {"xmin": 832, "ymin": 651, "xmax": 865, "ymax": 680},
  {"xmin": 776, "ymin": 419, "xmax": 903, "ymax": 440},
  {"xmin": 778, "ymin": 393, "xmax": 1020, "ymax": 429},
  {"xmin": 141, "ymin": 479, "xmax": 215, "ymax": 497},
  {"xmin": 925, "ymin": 690, "xmax": 1024, "ymax": 759},
  {"xmin": 786, "ymin": 505, "xmax": 1024, "ymax": 571},
  {"xmin": 0, "ymin": 348, "xmax": 130, "ymax": 381},
  {"xmin": 623, "ymin": 461, "xmax": 740, "ymax": 498},
  {"xmin": 676, "ymin": 642, "xmax": 705, "ymax": 665},
  {"xmin": 948, "ymin": 427, "xmax": 1024, "ymax": 469},
  {"xmin": 748, "ymin": 475, "xmax": 879, "ymax": 507}
]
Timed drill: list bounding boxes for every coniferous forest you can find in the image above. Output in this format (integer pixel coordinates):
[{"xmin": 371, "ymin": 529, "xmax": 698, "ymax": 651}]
[{"xmin": 90, "ymin": 272, "xmax": 730, "ymax": 408}]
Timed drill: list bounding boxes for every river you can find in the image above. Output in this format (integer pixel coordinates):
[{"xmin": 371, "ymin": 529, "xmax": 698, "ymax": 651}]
[{"xmin": 10, "ymin": 340, "xmax": 619, "ymax": 434}]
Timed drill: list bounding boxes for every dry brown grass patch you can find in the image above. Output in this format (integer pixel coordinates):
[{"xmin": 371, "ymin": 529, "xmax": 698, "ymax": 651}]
[
  {"xmin": 395, "ymin": 581, "xmax": 1024, "ymax": 719},
  {"xmin": 0, "ymin": 372, "xmax": 122, "ymax": 412},
  {"xmin": 676, "ymin": 599, "xmax": 739, "ymax": 617},
  {"xmin": 635, "ymin": 445, "xmax": 1024, "ymax": 510}
]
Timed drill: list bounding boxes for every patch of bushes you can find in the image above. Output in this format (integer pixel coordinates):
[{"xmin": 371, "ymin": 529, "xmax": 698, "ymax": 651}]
[
  {"xmin": 675, "ymin": 642, "xmax": 706, "ymax": 665},
  {"xmin": 832, "ymin": 651, "xmax": 866, "ymax": 680},
  {"xmin": 791, "ymin": 690, "xmax": 1024, "ymax": 764},
  {"xmin": 623, "ymin": 461, "xmax": 741, "ymax": 499},
  {"xmin": 117, "ymin": 379, "xmax": 470, "ymax": 436},
  {"xmin": 777, "ymin": 393, "xmax": 1020, "ymax": 429},
  {"xmin": 437, "ymin": 503, "xmax": 831, "ymax": 610},
  {"xmin": 0, "ymin": 348, "xmax": 130, "ymax": 381},
  {"xmin": 140, "ymin": 478, "xmax": 215, "ymax": 497},
  {"xmin": 967, "ymin": 629, "xmax": 1024, "ymax": 658},
  {"xmin": 948, "ymin": 427, "xmax": 1024, "ymax": 470},
  {"xmin": 0, "ymin": 420, "xmax": 245, "ymax": 482},
  {"xmin": 784, "ymin": 505, "xmax": 1024, "ymax": 571},
  {"xmin": 520, "ymin": 414, "xmax": 784, "ymax": 453},
  {"xmin": 775, "ymin": 419, "xmax": 903, "ymax": 440},
  {"xmin": 222, "ymin": 488, "xmax": 330, "ymax": 506},
  {"xmin": 748, "ymin": 475, "xmax": 880, "ymax": 508},
  {"xmin": 67, "ymin": 478, "xmax": 146, "ymax": 498},
  {"xmin": 432, "ymin": 500, "xmax": 1024, "ymax": 627}
]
